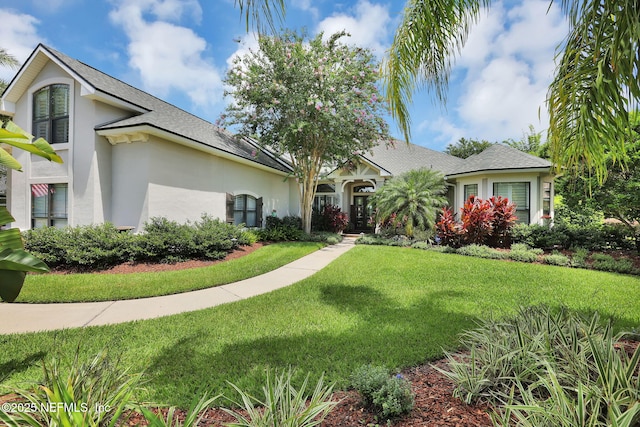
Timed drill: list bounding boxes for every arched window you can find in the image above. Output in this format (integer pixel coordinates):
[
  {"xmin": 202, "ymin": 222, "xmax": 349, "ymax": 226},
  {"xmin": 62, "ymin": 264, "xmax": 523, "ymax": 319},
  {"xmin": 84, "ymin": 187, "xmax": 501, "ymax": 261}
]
[
  {"xmin": 33, "ymin": 84, "xmax": 69, "ymax": 144},
  {"xmin": 231, "ymin": 194, "xmax": 263, "ymax": 227}
]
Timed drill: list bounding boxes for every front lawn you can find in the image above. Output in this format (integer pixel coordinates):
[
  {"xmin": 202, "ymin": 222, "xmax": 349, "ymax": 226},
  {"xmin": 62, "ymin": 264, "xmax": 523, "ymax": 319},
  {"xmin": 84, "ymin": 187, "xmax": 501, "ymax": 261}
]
[
  {"xmin": 1, "ymin": 246, "xmax": 638, "ymax": 408},
  {"xmin": 17, "ymin": 242, "xmax": 323, "ymax": 302}
]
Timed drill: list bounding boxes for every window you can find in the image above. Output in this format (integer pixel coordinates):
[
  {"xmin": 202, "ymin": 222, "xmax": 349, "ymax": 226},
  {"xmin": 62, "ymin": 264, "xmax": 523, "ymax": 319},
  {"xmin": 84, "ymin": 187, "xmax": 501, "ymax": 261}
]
[
  {"xmin": 313, "ymin": 195, "xmax": 337, "ymax": 213},
  {"xmin": 33, "ymin": 84, "xmax": 69, "ymax": 144},
  {"xmin": 542, "ymin": 182, "xmax": 552, "ymax": 217},
  {"xmin": 354, "ymin": 185, "xmax": 374, "ymax": 193},
  {"xmin": 32, "ymin": 183, "xmax": 68, "ymax": 228},
  {"xmin": 493, "ymin": 182, "xmax": 530, "ymax": 224},
  {"xmin": 232, "ymin": 194, "xmax": 262, "ymax": 227},
  {"xmin": 464, "ymin": 184, "xmax": 478, "ymax": 201},
  {"xmin": 0, "ymin": 165, "xmax": 6, "ymax": 207}
]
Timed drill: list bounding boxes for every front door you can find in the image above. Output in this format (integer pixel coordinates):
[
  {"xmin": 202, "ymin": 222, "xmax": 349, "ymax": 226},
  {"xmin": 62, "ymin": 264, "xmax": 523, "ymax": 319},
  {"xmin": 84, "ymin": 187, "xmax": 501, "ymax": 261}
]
[{"xmin": 352, "ymin": 195, "xmax": 372, "ymax": 231}]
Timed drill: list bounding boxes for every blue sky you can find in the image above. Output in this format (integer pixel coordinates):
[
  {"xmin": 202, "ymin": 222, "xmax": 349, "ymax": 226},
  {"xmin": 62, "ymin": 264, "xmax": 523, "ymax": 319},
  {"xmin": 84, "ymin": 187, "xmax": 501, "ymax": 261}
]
[{"xmin": 0, "ymin": 0, "xmax": 568, "ymax": 151}]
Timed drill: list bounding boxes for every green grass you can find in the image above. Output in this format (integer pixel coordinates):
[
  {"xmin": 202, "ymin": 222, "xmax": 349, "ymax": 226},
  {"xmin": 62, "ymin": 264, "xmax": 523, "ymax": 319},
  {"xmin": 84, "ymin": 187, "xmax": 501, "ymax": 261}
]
[
  {"xmin": 17, "ymin": 242, "xmax": 324, "ymax": 302},
  {"xmin": 1, "ymin": 246, "xmax": 638, "ymax": 409}
]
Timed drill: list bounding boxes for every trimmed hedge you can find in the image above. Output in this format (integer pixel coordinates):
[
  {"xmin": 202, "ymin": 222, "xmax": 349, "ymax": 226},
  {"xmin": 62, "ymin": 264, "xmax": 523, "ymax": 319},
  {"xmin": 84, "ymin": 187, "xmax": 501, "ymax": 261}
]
[{"xmin": 23, "ymin": 215, "xmax": 254, "ymax": 271}]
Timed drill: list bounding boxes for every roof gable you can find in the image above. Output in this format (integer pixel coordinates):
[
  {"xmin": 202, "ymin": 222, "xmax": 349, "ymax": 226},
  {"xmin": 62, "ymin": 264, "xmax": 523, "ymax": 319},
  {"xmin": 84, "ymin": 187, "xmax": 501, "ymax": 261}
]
[
  {"xmin": 449, "ymin": 144, "xmax": 552, "ymax": 176},
  {"xmin": 2, "ymin": 44, "xmax": 291, "ymax": 174},
  {"xmin": 362, "ymin": 141, "xmax": 466, "ymax": 176}
]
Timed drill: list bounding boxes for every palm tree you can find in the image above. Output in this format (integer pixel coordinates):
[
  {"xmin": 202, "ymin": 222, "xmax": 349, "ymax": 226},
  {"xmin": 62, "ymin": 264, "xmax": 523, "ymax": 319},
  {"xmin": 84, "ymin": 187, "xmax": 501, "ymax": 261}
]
[
  {"xmin": 384, "ymin": 0, "xmax": 640, "ymax": 182},
  {"xmin": 0, "ymin": 48, "xmax": 20, "ymax": 93},
  {"xmin": 369, "ymin": 168, "xmax": 447, "ymax": 238},
  {"xmin": 235, "ymin": 0, "xmax": 285, "ymax": 33}
]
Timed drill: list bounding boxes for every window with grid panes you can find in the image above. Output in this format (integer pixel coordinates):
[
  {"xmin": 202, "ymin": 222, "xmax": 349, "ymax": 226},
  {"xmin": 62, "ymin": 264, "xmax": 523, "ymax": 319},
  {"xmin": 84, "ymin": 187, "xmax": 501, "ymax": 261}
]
[
  {"xmin": 493, "ymin": 182, "xmax": 530, "ymax": 224},
  {"xmin": 31, "ymin": 183, "xmax": 68, "ymax": 228},
  {"xmin": 33, "ymin": 84, "xmax": 69, "ymax": 144}
]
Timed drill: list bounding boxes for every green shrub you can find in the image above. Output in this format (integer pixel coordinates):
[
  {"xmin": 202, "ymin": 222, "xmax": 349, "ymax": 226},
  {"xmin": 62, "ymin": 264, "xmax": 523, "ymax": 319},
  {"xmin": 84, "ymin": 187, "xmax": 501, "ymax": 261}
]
[
  {"xmin": 410, "ymin": 241, "xmax": 432, "ymax": 250},
  {"xmin": 507, "ymin": 244, "xmax": 541, "ymax": 263},
  {"xmin": 350, "ymin": 365, "xmax": 414, "ymax": 419},
  {"xmin": 24, "ymin": 223, "xmax": 134, "ymax": 270},
  {"xmin": 134, "ymin": 217, "xmax": 195, "ymax": 263},
  {"xmin": 456, "ymin": 244, "xmax": 507, "ymax": 260},
  {"xmin": 543, "ymin": 252, "xmax": 570, "ymax": 266},
  {"xmin": 356, "ymin": 236, "xmax": 395, "ymax": 246},
  {"xmin": 570, "ymin": 247, "xmax": 589, "ymax": 268},
  {"xmin": 512, "ymin": 223, "xmax": 636, "ymax": 252},
  {"xmin": 257, "ymin": 216, "xmax": 304, "ymax": 241},
  {"xmin": 23, "ymin": 226, "xmax": 74, "ymax": 268},
  {"xmin": 22, "ymin": 216, "xmax": 251, "ymax": 270},
  {"xmin": 589, "ymin": 253, "xmax": 637, "ymax": 274}
]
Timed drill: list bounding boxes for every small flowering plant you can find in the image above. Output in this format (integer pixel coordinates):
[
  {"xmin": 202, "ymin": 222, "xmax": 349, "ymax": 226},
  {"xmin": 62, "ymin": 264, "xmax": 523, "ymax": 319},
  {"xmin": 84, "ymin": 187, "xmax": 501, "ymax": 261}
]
[{"xmin": 320, "ymin": 204, "xmax": 349, "ymax": 233}]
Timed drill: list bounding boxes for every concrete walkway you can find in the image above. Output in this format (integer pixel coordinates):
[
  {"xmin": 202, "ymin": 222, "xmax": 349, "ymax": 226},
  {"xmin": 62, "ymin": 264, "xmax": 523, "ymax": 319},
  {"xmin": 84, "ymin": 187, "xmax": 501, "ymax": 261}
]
[{"xmin": 0, "ymin": 238, "xmax": 356, "ymax": 335}]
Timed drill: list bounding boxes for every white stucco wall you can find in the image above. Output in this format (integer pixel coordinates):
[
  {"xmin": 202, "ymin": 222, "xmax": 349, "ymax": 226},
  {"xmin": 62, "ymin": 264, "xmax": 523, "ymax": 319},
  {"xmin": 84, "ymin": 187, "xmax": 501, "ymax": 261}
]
[
  {"xmin": 451, "ymin": 172, "xmax": 554, "ymax": 225},
  {"xmin": 6, "ymin": 56, "xmax": 298, "ymax": 231},
  {"xmin": 109, "ymin": 137, "xmax": 296, "ymax": 231}
]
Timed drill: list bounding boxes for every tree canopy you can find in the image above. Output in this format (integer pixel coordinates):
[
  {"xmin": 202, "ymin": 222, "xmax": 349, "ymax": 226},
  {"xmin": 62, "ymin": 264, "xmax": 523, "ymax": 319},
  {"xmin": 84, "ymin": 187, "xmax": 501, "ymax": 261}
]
[
  {"xmin": 221, "ymin": 31, "xmax": 391, "ymax": 233},
  {"xmin": 384, "ymin": 0, "xmax": 640, "ymax": 181},
  {"xmin": 444, "ymin": 138, "xmax": 494, "ymax": 159}
]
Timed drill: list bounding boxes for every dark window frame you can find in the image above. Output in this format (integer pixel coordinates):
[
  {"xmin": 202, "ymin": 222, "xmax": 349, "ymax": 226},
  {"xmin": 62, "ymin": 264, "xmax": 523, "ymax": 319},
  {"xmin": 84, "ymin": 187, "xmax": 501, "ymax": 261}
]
[
  {"xmin": 230, "ymin": 194, "xmax": 263, "ymax": 227},
  {"xmin": 493, "ymin": 181, "xmax": 530, "ymax": 224},
  {"xmin": 32, "ymin": 84, "xmax": 70, "ymax": 144},
  {"xmin": 463, "ymin": 184, "xmax": 478, "ymax": 201},
  {"xmin": 31, "ymin": 183, "xmax": 68, "ymax": 228}
]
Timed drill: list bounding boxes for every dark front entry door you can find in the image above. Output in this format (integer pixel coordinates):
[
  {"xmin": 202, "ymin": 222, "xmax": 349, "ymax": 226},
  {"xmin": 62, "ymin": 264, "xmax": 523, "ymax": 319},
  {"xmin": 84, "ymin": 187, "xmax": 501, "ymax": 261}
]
[{"xmin": 351, "ymin": 195, "xmax": 372, "ymax": 231}]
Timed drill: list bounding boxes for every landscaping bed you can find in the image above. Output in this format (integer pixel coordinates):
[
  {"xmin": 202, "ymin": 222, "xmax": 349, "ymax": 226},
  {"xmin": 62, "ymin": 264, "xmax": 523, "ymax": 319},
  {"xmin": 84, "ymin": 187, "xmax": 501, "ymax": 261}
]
[
  {"xmin": 121, "ymin": 359, "xmax": 493, "ymax": 426},
  {"xmin": 48, "ymin": 242, "xmax": 266, "ymax": 275}
]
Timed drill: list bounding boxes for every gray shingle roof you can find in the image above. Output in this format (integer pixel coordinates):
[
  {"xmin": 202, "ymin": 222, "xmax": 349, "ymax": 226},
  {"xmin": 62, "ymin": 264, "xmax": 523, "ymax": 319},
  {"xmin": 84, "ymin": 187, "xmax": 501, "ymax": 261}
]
[
  {"xmin": 446, "ymin": 143, "xmax": 552, "ymax": 176},
  {"xmin": 42, "ymin": 45, "xmax": 291, "ymax": 173},
  {"xmin": 364, "ymin": 141, "xmax": 467, "ymax": 176},
  {"xmin": 361, "ymin": 141, "xmax": 551, "ymax": 178}
]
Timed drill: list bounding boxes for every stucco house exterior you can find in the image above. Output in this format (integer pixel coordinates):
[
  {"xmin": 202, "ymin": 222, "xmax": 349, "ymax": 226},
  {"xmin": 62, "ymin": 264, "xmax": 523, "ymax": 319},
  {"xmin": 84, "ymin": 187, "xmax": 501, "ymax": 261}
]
[{"xmin": 0, "ymin": 44, "xmax": 554, "ymax": 233}]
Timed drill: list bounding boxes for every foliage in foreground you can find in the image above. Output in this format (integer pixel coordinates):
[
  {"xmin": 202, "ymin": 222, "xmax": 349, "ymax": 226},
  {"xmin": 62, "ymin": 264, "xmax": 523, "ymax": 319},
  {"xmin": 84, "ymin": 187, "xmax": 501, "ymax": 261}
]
[
  {"xmin": 435, "ymin": 306, "xmax": 640, "ymax": 426},
  {"xmin": 223, "ymin": 369, "xmax": 338, "ymax": 427},
  {"xmin": 0, "ymin": 353, "xmax": 335, "ymax": 427},
  {"xmin": 0, "ymin": 351, "xmax": 141, "ymax": 427}
]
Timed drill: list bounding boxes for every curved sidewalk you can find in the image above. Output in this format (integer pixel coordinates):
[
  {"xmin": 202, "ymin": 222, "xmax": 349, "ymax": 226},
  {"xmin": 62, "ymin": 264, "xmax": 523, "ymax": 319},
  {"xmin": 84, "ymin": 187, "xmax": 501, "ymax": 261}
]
[{"xmin": 0, "ymin": 238, "xmax": 356, "ymax": 335}]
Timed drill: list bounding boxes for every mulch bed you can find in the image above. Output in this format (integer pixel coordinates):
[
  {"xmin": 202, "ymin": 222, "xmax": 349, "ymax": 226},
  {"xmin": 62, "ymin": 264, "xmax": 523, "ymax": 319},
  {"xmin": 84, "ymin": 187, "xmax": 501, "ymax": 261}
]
[{"xmin": 122, "ymin": 359, "xmax": 494, "ymax": 426}]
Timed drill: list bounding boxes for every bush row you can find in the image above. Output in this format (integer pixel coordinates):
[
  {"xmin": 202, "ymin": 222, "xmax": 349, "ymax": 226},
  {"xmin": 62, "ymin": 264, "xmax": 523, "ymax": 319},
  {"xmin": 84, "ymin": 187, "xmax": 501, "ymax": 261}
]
[
  {"xmin": 512, "ymin": 222, "xmax": 637, "ymax": 252},
  {"xmin": 357, "ymin": 236, "xmax": 640, "ymax": 275},
  {"xmin": 23, "ymin": 215, "xmax": 256, "ymax": 271}
]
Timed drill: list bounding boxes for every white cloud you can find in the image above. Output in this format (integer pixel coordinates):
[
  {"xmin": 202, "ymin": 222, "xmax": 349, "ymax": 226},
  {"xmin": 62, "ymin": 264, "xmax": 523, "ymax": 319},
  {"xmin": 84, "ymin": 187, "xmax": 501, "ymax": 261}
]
[
  {"xmin": 108, "ymin": 0, "xmax": 222, "ymax": 110},
  {"xmin": 315, "ymin": 0, "xmax": 391, "ymax": 56},
  {"xmin": 0, "ymin": 9, "xmax": 43, "ymax": 82},
  {"xmin": 436, "ymin": 0, "xmax": 568, "ymax": 144},
  {"xmin": 291, "ymin": 0, "xmax": 320, "ymax": 20}
]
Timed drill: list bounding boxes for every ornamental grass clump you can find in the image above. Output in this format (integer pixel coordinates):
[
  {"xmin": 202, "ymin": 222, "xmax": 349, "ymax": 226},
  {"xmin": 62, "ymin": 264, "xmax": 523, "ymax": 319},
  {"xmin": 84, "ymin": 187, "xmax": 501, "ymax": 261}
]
[
  {"xmin": 0, "ymin": 350, "xmax": 142, "ymax": 427},
  {"xmin": 435, "ymin": 306, "xmax": 640, "ymax": 426},
  {"xmin": 223, "ymin": 368, "xmax": 338, "ymax": 427}
]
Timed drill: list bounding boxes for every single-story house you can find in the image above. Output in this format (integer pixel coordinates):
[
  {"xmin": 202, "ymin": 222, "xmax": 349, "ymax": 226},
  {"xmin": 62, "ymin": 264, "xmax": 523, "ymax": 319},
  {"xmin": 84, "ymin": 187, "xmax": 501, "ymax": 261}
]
[{"xmin": 0, "ymin": 44, "xmax": 554, "ymax": 233}]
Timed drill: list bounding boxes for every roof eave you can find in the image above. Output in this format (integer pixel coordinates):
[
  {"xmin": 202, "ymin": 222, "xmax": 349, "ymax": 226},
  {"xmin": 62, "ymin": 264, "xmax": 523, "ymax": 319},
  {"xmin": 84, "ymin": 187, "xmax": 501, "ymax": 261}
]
[
  {"xmin": 96, "ymin": 124, "xmax": 292, "ymax": 176},
  {"xmin": 445, "ymin": 166, "xmax": 554, "ymax": 179}
]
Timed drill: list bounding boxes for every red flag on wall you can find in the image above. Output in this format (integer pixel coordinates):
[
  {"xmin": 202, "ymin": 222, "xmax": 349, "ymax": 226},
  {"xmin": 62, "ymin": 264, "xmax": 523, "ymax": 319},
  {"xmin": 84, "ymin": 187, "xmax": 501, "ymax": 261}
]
[{"xmin": 31, "ymin": 184, "xmax": 49, "ymax": 198}]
